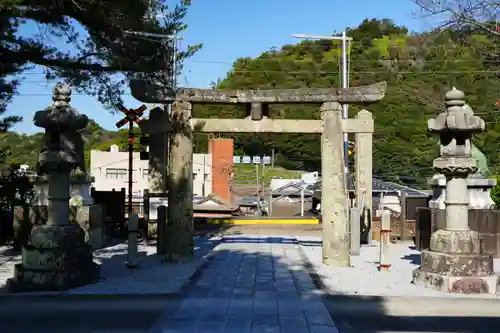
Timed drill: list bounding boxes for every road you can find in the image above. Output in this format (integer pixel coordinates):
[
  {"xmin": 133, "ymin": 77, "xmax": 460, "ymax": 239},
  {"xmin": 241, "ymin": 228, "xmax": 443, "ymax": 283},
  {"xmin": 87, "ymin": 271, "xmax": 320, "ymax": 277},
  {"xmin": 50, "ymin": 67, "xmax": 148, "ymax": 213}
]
[
  {"xmin": 0, "ymin": 296, "xmax": 179, "ymax": 333},
  {"xmin": 326, "ymin": 295, "xmax": 500, "ymax": 333},
  {"xmin": 1, "ymin": 227, "xmax": 498, "ymax": 333},
  {"xmin": 2, "ymin": 294, "xmax": 499, "ymax": 333}
]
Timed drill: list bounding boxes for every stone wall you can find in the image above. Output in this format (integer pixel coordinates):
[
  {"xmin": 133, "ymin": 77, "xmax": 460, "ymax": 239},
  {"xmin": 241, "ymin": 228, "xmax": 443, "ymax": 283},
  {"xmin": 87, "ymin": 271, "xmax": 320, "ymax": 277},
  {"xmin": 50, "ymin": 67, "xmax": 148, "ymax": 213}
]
[
  {"xmin": 13, "ymin": 205, "xmax": 104, "ymax": 251},
  {"xmin": 415, "ymin": 208, "xmax": 500, "ymax": 257}
]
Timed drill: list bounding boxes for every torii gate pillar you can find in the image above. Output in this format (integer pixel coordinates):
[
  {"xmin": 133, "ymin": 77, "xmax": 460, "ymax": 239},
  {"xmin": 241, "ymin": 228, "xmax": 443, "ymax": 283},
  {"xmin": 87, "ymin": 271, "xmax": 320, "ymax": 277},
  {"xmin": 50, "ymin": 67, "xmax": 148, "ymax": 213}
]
[{"xmin": 321, "ymin": 102, "xmax": 350, "ymax": 265}]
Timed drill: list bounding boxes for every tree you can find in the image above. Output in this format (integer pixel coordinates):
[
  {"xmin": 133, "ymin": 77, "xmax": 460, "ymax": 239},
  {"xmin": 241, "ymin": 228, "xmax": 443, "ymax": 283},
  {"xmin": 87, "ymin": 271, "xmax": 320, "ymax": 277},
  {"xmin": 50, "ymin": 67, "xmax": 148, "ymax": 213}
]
[
  {"xmin": 412, "ymin": 0, "xmax": 499, "ymax": 36},
  {"xmin": 412, "ymin": 0, "xmax": 500, "ymax": 62},
  {"xmin": 0, "ymin": 0, "xmax": 201, "ymax": 110},
  {"xmin": 191, "ymin": 18, "xmax": 500, "ymax": 187},
  {"xmin": 491, "ymin": 176, "xmax": 500, "ymax": 207}
]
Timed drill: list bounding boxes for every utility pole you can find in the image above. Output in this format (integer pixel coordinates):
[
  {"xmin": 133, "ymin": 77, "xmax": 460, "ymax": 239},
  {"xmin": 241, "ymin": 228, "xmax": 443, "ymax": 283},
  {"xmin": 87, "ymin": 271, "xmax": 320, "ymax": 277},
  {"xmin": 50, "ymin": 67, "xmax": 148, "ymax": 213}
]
[
  {"xmin": 124, "ymin": 30, "xmax": 182, "ymax": 196},
  {"xmin": 292, "ymin": 32, "xmax": 352, "ymax": 177},
  {"xmin": 260, "ymin": 156, "xmax": 265, "ymax": 198},
  {"xmin": 300, "ymin": 180, "xmax": 305, "ymax": 217},
  {"xmin": 163, "ymin": 33, "xmax": 178, "ymax": 113},
  {"xmin": 255, "ymin": 159, "xmax": 260, "ymax": 197}
]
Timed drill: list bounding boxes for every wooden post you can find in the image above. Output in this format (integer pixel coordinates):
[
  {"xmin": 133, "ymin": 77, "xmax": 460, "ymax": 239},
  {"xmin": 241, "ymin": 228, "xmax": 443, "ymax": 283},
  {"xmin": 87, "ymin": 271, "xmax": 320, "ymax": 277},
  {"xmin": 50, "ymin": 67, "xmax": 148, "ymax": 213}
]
[
  {"xmin": 379, "ymin": 210, "xmax": 391, "ymax": 272},
  {"xmin": 126, "ymin": 213, "xmax": 139, "ymax": 269},
  {"xmin": 321, "ymin": 102, "xmax": 350, "ymax": 267},
  {"xmin": 157, "ymin": 205, "xmax": 167, "ymax": 254},
  {"xmin": 400, "ymin": 191, "xmax": 407, "ymax": 241},
  {"xmin": 350, "ymin": 207, "xmax": 361, "ymax": 255},
  {"xmin": 165, "ymin": 101, "xmax": 193, "ymax": 262},
  {"xmin": 142, "ymin": 189, "xmax": 150, "ymax": 245}
]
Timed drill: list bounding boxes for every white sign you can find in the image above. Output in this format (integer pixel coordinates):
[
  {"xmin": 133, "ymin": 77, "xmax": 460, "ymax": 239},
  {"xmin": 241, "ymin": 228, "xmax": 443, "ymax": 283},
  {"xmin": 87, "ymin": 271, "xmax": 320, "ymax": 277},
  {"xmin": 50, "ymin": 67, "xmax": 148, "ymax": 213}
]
[
  {"xmin": 263, "ymin": 156, "xmax": 271, "ymax": 165},
  {"xmin": 242, "ymin": 156, "xmax": 251, "ymax": 164},
  {"xmin": 233, "ymin": 156, "xmax": 241, "ymax": 163},
  {"xmin": 253, "ymin": 156, "xmax": 261, "ymax": 164},
  {"xmin": 149, "ymin": 197, "xmax": 168, "ymax": 220}
]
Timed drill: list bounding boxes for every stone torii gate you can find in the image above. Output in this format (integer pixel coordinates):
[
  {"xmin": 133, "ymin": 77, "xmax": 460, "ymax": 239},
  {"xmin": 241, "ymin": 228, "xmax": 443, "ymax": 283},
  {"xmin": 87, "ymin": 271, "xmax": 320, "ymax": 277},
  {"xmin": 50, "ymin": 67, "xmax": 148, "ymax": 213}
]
[{"xmin": 130, "ymin": 80, "xmax": 386, "ymax": 265}]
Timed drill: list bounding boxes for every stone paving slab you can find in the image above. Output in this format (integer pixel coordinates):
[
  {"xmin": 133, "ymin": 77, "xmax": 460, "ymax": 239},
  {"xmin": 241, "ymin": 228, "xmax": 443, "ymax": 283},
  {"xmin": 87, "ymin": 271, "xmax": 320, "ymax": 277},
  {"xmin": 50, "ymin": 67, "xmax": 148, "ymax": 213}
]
[
  {"xmin": 0, "ymin": 236, "xmax": 219, "ymax": 296},
  {"xmin": 298, "ymin": 236, "xmax": 500, "ymax": 299},
  {"xmin": 149, "ymin": 236, "xmax": 338, "ymax": 333}
]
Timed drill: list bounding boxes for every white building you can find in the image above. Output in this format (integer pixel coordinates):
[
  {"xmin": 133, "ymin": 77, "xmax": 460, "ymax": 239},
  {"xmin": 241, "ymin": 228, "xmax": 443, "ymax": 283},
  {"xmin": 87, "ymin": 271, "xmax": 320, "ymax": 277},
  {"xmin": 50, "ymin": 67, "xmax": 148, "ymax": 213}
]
[{"xmin": 90, "ymin": 144, "xmax": 212, "ymax": 197}]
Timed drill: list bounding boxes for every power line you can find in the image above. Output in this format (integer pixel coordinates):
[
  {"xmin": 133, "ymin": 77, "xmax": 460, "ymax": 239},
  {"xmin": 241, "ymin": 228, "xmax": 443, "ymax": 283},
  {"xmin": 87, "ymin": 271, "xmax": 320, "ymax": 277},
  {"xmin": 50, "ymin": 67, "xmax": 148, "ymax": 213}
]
[
  {"xmin": 9, "ymin": 72, "xmax": 500, "ymax": 96},
  {"xmin": 16, "ymin": 68, "xmax": 500, "ymax": 76},
  {"xmin": 191, "ymin": 59, "xmax": 500, "ymax": 65},
  {"xmin": 14, "ymin": 58, "xmax": 500, "ymax": 77}
]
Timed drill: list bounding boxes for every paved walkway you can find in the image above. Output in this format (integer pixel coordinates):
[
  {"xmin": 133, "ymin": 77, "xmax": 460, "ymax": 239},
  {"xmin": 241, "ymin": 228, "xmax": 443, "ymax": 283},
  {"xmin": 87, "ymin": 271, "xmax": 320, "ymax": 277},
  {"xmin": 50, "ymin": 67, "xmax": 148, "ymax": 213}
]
[{"xmin": 151, "ymin": 236, "xmax": 337, "ymax": 333}]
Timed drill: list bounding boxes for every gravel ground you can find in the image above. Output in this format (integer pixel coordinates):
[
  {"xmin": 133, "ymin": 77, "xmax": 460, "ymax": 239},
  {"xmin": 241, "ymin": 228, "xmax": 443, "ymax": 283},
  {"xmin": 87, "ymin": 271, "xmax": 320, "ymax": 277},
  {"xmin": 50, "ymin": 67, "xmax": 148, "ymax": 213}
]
[
  {"xmin": 0, "ymin": 236, "xmax": 218, "ymax": 295},
  {"xmin": 298, "ymin": 236, "xmax": 500, "ymax": 299}
]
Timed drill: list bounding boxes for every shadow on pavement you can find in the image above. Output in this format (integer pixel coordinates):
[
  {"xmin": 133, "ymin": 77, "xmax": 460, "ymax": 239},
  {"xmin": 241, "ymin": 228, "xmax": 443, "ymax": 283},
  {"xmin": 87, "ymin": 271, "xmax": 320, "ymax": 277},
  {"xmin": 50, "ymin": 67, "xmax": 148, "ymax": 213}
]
[
  {"xmin": 216, "ymin": 236, "xmax": 500, "ymax": 333},
  {"xmin": 1, "ymin": 235, "xmax": 499, "ymax": 333}
]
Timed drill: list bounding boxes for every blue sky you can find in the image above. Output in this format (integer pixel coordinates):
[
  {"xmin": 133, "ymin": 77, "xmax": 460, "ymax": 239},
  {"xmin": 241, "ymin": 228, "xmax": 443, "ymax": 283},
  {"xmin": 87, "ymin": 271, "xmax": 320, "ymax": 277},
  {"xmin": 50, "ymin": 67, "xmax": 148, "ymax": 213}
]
[{"xmin": 7, "ymin": 0, "xmax": 429, "ymax": 134}]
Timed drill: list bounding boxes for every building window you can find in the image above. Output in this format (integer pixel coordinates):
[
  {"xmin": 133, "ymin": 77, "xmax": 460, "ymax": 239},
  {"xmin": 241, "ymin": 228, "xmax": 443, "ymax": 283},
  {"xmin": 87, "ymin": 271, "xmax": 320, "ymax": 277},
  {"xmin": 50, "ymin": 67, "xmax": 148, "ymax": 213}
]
[
  {"xmin": 142, "ymin": 169, "xmax": 149, "ymax": 179},
  {"xmin": 106, "ymin": 168, "xmax": 127, "ymax": 179},
  {"xmin": 193, "ymin": 173, "xmax": 197, "ymax": 180}
]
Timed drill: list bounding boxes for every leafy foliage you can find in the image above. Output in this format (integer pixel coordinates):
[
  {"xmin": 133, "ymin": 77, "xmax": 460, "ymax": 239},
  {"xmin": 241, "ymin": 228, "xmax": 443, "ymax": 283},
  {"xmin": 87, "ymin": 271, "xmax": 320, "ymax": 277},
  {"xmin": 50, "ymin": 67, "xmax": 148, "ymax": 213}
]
[
  {"xmin": 0, "ymin": 0, "xmax": 201, "ymax": 109},
  {"xmin": 190, "ymin": 18, "xmax": 500, "ymax": 187},
  {"xmin": 0, "ymin": 119, "xmax": 141, "ymax": 170},
  {"xmin": 0, "ymin": 166, "xmax": 34, "ymax": 244},
  {"xmin": 3, "ymin": 18, "xmax": 500, "ymax": 189},
  {"xmin": 491, "ymin": 176, "xmax": 500, "ymax": 207}
]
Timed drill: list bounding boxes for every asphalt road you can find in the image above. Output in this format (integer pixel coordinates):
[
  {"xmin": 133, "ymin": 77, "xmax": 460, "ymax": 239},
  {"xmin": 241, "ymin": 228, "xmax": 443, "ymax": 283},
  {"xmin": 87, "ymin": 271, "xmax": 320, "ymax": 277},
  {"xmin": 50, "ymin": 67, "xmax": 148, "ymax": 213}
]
[
  {"xmin": 325, "ymin": 295, "xmax": 500, "ymax": 333},
  {"xmin": 0, "ymin": 296, "xmax": 180, "ymax": 333}
]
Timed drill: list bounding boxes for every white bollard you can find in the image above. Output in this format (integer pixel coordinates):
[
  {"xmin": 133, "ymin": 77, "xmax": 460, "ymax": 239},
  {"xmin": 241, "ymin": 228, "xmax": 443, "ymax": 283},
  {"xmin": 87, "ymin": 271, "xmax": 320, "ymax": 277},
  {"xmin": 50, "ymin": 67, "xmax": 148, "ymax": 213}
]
[
  {"xmin": 126, "ymin": 213, "xmax": 139, "ymax": 269},
  {"xmin": 350, "ymin": 207, "xmax": 361, "ymax": 256},
  {"xmin": 378, "ymin": 210, "xmax": 391, "ymax": 272}
]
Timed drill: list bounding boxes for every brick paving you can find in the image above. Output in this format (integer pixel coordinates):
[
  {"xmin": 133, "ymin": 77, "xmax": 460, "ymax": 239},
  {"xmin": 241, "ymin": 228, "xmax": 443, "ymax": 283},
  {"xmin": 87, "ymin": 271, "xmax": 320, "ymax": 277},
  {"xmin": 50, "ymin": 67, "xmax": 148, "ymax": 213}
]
[{"xmin": 153, "ymin": 236, "xmax": 338, "ymax": 333}]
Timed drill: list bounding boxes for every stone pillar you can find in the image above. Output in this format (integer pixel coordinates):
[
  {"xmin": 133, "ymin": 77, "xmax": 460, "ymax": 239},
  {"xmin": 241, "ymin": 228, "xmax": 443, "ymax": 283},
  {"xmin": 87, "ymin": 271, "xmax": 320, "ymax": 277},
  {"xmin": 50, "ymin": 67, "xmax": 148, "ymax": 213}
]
[
  {"xmin": 139, "ymin": 107, "xmax": 171, "ymax": 193},
  {"xmin": 412, "ymin": 88, "xmax": 498, "ymax": 294},
  {"xmin": 24, "ymin": 172, "xmax": 104, "ymax": 250},
  {"xmin": 428, "ymin": 175, "xmax": 496, "ymax": 209},
  {"xmin": 165, "ymin": 101, "xmax": 194, "ymax": 262},
  {"xmin": 355, "ymin": 110, "xmax": 373, "ymax": 243},
  {"xmin": 7, "ymin": 83, "xmax": 99, "ymax": 292},
  {"xmin": 321, "ymin": 102, "xmax": 350, "ymax": 267}
]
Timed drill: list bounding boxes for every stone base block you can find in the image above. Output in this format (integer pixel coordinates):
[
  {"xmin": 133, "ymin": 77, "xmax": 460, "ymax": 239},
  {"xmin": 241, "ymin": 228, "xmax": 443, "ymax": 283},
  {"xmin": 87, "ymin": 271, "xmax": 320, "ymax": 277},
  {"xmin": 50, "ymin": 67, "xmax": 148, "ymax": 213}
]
[
  {"xmin": 413, "ymin": 228, "xmax": 499, "ymax": 294},
  {"xmin": 420, "ymin": 249, "xmax": 493, "ymax": 276},
  {"xmin": 7, "ymin": 262, "xmax": 99, "ymax": 292},
  {"xmin": 430, "ymin": 229, "xmax": 483, "ymax": 254},
  {"xmin": 413, "ymin": 268, "xmax": 498, "ymax": 294},
  {"xmin": 6, "ymin": 224, "xmax": 100, "ymax": 293},
  {"xmin": 13, "ymin": 204, "xmax": 105, "ymax": 250}
]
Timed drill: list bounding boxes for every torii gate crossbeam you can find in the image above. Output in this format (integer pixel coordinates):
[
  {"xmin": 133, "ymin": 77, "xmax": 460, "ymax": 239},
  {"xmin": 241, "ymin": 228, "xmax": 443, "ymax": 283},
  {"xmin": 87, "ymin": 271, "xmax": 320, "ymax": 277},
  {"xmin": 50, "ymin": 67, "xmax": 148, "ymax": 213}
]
[{"xmin": 130, "ymin": 80, "xmax": 386, "ymax": 266}]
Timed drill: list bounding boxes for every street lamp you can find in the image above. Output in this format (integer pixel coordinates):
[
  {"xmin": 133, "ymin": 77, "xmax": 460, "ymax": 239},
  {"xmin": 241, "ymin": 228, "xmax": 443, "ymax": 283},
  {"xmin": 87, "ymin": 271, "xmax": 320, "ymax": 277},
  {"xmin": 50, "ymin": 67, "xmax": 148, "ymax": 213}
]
[{"xmin": 292, "ymin": 32, "xmax": 352, "ymax": 176}]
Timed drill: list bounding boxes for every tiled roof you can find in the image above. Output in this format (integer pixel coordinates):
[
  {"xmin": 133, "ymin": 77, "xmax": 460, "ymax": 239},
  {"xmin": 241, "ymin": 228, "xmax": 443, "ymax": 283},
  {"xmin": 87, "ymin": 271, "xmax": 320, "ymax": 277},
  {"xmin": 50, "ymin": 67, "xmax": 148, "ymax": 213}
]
[
  {"xmin": 313, "ymin": 175, "xmax": 428, "ymax": 197},
  {"xmin": 273, "ymin": 182, "xmax": 314, "ymax": 196},
  {"xmin": 236, "ymin": 196, "xmax": 260, "ymax": 206}
]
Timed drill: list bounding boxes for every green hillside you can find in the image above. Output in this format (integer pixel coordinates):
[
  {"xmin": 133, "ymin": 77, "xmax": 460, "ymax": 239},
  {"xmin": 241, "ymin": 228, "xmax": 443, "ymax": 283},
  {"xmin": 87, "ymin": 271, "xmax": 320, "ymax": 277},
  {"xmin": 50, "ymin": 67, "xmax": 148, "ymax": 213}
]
[
  {"xmin": 2, "ymin": 18, "xmax": 500, "ymax": 188},
  {"xmin": 191, "ymin": 18, "xmax": 500, "ymax": 186}
]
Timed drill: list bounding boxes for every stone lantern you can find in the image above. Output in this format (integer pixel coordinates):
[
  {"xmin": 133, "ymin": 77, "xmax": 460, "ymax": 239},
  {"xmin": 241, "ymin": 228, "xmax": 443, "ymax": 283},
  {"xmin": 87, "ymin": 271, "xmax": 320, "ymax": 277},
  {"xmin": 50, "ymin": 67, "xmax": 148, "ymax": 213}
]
[
  {"xmin": 7, "ymin": 83, "xmax": 99, "ymax": 292},
  {"xmin": 412, "ymin": 88, "xmax": 498, "ymax": 293},
  {"xmin": 428, "ymin": 103, "xmax": 496, "ymax": 210}
]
